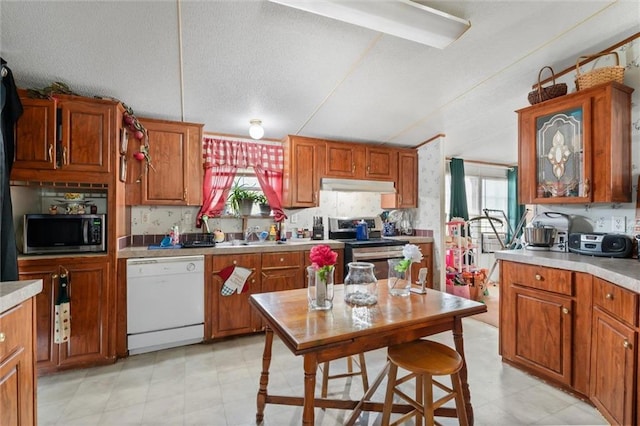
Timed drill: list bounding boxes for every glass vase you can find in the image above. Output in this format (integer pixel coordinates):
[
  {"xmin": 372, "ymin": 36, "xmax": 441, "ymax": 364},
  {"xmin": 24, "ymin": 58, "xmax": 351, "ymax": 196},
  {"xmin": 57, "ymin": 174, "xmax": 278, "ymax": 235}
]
[
  {"xmin": 344, "ymin": 262, "xmax": 378, "ymax": 306},
  {"xmin": 307, "ymin": 265, "xmax": 334, "ymax": 310},
  {"xmin": 387, "ymin": 258, "xmax": 411, "ymax": 296}
]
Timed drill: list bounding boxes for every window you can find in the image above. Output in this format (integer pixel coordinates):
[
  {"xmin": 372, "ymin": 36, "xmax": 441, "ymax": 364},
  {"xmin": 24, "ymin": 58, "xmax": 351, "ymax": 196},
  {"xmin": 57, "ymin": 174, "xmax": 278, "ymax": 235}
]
[
  {"xmin": 445, "ymin": 165, "xmax": 508, "ymax": 219},
  {"xmin": 224, "ymin": 170, "xmax": 265, "ymax": 216}
]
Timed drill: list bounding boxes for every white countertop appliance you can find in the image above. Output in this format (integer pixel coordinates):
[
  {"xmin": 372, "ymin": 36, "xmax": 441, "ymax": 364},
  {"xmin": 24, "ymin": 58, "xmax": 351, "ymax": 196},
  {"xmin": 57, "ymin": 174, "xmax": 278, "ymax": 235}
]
[
  {"xmin": 525, "ymin": 212, "xmax": 572, "ymax": 252},
  {"xmin": 127, "ymin": 255, "xmax": 205, "ymax": 355}
]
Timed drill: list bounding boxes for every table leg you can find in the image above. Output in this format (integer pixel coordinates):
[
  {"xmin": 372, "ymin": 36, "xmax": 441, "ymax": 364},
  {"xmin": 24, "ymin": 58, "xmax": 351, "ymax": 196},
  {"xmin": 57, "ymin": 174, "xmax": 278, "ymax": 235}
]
[
  {"xmin": 453, "ymin": 317, "xmax": 474, "ymax": 426},
  {"xmin": 303, "ymin": 354, "xmax": 318, "ymax": 425},
  {"xmin": 257, "ymin": 326, "xmax": 274, "ymax": 423}
]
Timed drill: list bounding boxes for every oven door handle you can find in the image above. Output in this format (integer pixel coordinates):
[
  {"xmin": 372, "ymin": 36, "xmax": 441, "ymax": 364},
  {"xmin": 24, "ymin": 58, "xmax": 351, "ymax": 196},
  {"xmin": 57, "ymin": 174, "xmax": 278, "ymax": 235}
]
[{"xmin": 352, "ymin": 251, "xmax": 404, "ymax": 261}]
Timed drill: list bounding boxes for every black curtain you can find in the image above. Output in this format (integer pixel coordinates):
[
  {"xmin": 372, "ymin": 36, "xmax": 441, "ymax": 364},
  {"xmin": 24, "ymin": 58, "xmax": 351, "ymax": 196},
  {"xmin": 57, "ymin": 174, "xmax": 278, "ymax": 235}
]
[{"xmin": 1, "ymin": 58, "xmax": 23, "ymax": 281}]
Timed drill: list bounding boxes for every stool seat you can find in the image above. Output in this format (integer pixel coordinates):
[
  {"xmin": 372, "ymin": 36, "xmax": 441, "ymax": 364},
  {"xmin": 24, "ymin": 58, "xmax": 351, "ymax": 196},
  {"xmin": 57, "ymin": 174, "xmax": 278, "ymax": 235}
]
[
  {"xmin": 387, "ymin": 340, "xmax": 463, "ymax": 376},
  {"xmin": 382, "ymin": 340, "xmax": 468, "ymax": 426}
]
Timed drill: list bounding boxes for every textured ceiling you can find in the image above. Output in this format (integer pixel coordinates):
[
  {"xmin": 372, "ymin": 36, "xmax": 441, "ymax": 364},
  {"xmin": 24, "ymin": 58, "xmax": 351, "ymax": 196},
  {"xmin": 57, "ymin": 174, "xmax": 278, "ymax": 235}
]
[{"xmin": 1, "ymin": 1, "xmax": 638, "ymax": 165}]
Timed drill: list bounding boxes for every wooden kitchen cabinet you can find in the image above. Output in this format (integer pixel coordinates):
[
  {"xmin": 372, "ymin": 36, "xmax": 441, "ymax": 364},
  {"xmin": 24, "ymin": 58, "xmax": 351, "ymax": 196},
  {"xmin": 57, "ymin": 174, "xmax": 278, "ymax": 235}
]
[
  {"xmin": 324, "ymin": 142, "xmax": 398, "ymax": 181},
  {"xmin": 0, "ymin": 298, "xmax": 36, "ymax": 426},
  {"xmin": 381, "ymin": 149, "xmax": 418, "ymax": 208},
  {"xmin": 12, "ymin": 91, "xmax": 120, "ymax": 184},
  {"xmin": 209, "ymin": 253, "xmax": 262, "ymax": 339},
  {"xmin": 261, "ymin": 251, "xmax": 304, "ymax": 293},
  {"xmin": 410, "ymin": 242, "xmax": 433, "ymax": 289},
  {"xmin": 590, "ymin": 277, "xmax": 638, "ymax": 426},
  {"xmin": 17, "ymin": 256, "xmax": 113, "ymax": 374},
  {"xmin": 282, "ymin": 135, "xmax": 324, "ymax": 208},
  {"xmin": 517, "ymin": 82, "xmax": 633, "ymax": 204},
  {"xmin": 500, "ymin": 261, "xmax": 574, "ymax": 386},
  {"xmin": 127, "ymin": 117, "xmax": 203, "ymax": 206}
]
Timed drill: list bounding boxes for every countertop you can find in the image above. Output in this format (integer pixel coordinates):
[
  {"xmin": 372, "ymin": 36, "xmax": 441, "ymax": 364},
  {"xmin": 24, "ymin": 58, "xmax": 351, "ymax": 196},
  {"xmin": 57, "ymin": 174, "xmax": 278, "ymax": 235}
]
[
  {"xmin": 495, "ymin": 249, "xmax": 640, "ymax": 294},
  {"xmin": 116, "ymin": 236, "xmax": 434, "ymax": 259},
  {"xmin": 0, "ymin": 279, "xmax": 43, "ymax": 313}
]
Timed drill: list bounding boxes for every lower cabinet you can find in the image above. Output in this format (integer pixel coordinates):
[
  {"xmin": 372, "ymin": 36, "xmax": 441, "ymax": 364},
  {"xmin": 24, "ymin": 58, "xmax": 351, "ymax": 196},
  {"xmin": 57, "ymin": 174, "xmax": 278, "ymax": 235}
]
[
  {"xmin": 0, "ymin": 298, "xmax": 36, "ymax": 426},
  {"xmin": 17, "ymin": 257, "xmax": 113, "ymax": 374},
  {"xmin": 261, "ymin": 252, "xmax": 304, "ymax": 293},
  {"xmin": 501, "ymin": 260, "xmax": 640, "ymax": 426},
  {"xmin": 410, "ymin": 242, "xmax": 433, "ymax": 289},
  {"xmin": 589, "ymin": 277, "xmax": 638, "ymax": 426},
  {"xmin": 208, "ymin": 253, "xmax": 262, "ymax": 339}
]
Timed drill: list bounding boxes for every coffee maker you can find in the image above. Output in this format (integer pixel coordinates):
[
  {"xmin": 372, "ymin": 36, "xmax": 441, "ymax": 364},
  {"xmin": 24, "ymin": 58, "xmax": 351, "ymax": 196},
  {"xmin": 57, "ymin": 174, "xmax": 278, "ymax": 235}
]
[{"xmin": 526, "ymin": 212, "xmax": 572, "ymax": 252}]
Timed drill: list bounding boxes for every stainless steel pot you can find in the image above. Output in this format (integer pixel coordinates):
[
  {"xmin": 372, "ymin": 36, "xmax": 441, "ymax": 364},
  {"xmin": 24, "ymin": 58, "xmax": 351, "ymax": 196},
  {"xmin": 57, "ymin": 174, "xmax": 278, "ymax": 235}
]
[{"xmin": 524, "ymin": 226, "xmax": 556, "ymax": 247}]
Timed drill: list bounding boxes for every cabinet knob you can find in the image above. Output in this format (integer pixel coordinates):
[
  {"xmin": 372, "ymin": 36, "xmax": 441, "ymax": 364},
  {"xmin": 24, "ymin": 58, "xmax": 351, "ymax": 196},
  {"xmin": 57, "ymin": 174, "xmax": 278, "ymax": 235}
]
[
  {"xmin": 251, "ymin": 279, "xmax": 255, "ymax": 283},
  {"xmin": 535, "ymin": 274, "xmax": 542, "ymax": 281},
  {"xmin": 233, "ymin": 260, "xmax": 237, "ymax": 265},
  {"xmin": 605, "ymin": 293, "xmax": 614, "ymax": 300},
  {"xmin": 280, "ymin": 258, "xmax": 284, "ymax": 262},
  {"xmin": 623, "ymin": 340, "xmax": 632, "ymax": 350},
  {"xmin": 0, "ymin": 332, "xmax": 5, "ymax": 343},
  {"xmin": 562, "ymin": 307, "xmax": 569, "ymax": 315}
]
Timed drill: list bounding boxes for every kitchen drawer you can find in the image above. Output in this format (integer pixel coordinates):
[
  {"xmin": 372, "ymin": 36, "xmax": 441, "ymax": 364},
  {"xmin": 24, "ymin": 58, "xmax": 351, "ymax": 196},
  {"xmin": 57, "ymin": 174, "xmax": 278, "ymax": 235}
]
[
  {"xmin": 0, "ymin": 302, "xmax": 29, "ymax": 362},
  {"xmin": 507, "ymin": 263, "xmax": 572, "ymax": 296},
  {"xmin": 593, "ymin": 277, "xmax": 638, "ymax": 327},
  {"xmin": 261, "ymin": 252, "xmax": 303, "ymax": 269},
  {"xmin": 211, "ymin": 253, "xmax": 261, "ymax": 271}
]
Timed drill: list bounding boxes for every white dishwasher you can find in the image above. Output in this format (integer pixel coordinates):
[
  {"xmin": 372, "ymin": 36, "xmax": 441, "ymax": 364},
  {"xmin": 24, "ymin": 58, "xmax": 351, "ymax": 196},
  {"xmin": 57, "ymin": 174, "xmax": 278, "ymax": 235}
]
[{"xmin": 127, "ymin": 255, "xmax": 205, "ymax": 355}]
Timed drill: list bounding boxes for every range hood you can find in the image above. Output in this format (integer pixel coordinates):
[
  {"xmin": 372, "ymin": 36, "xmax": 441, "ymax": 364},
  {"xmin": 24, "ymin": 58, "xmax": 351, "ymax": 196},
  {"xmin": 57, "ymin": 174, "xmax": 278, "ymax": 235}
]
[{"xmin": 320, "ymin": 178, "xmax": 396, "ymax": 193}]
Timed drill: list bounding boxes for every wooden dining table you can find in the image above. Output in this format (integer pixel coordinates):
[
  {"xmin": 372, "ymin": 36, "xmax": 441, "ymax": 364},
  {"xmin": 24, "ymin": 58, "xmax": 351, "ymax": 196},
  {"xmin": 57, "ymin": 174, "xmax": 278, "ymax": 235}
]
[{"xmin": 249, "ymin": 282, "xmax": 487, "ymax": 425}]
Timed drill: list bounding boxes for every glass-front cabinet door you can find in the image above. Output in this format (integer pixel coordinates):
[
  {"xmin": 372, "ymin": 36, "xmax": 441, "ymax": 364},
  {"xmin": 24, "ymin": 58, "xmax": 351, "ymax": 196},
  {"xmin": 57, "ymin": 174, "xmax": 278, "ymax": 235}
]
[{"xmin": 518, "ymin": 96, "xmax": 592, "ymax": 204}]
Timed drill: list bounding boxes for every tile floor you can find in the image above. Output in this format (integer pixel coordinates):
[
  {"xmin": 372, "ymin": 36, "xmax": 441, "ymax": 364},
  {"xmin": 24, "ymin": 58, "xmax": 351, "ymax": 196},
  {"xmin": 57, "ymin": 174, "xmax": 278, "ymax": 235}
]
[{"xmin": 37, "ymin": 318, "xmax": 608, "ymax": 426}]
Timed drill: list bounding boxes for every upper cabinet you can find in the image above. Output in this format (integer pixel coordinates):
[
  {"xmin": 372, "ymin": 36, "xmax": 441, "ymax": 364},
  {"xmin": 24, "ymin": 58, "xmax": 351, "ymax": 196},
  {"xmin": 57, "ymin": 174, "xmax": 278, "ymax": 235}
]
[
  {"xmin": 12, "ymin": 92, "xmax": 121, "ymax": 183},
  {"xmin": 517, "ymin": 82, "xmax": 633, "ymax": 204},
  {"xmin": 283, "ymin": 135, "xmax": 325, "ymax": 208},
  {"xmin": 381, "ymin": 149, "xmax": 418, "ymax": 208},
  {"xmin": 126, "ymin": 117, "xmax": 203, "ymax": 206},
  {"xmin": 283, "ymin": 136, "xmax": 418, "ymax": 209},
  {"xmin": 324, "ymin": 142, "xmax": 398, "ymax": 181}
]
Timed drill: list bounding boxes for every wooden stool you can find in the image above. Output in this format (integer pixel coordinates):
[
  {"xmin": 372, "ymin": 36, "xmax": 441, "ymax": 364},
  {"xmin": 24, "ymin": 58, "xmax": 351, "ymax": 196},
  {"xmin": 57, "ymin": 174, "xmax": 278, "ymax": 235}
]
[
  {"xmin": 381, "ymin": 340, "xmax": 468, "ymax": 426},
  {"xmin": 320, "ymin": 353, "xmax": 369, "ymax": 398}
]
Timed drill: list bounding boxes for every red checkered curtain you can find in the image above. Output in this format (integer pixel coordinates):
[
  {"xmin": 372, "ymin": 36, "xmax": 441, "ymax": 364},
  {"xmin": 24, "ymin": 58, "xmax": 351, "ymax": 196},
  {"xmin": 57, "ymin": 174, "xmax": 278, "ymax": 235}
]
[{"xmin": 198, "ymin": 137, "xmax": 286, "ymax": 224}]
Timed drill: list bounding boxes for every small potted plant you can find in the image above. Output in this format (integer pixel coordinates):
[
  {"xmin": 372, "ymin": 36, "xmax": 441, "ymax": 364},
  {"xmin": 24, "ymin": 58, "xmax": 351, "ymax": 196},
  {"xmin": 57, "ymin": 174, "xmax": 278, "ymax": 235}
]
[
  {"xmin": 255, "ymin": 194, "xmax": 271, "ymax": 217},
  {"xmin": 228, "ymin": 183, "xmax": 257, "ymax": 216}
]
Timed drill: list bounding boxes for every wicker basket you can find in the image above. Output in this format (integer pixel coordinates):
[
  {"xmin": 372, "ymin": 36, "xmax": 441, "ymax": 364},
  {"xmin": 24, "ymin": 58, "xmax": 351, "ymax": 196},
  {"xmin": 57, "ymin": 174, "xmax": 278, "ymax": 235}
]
[
  {"xmin": 527, "ymin": 66, "xmax": 567, "ymax": 105},
  {"xmin": 575, "ymin": 52, "xmax": 625, "ymax": 90}
]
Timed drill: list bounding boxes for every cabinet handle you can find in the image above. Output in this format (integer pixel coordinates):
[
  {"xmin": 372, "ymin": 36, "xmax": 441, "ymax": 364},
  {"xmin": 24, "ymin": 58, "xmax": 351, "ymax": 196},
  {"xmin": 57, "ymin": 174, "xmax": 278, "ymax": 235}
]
[
  {"xmin": 535, "ymin": 274, "xmax": 542, "ymax": 281},
  {"xmin": 352, "ymin": 163, "xmax": 355, "ymax": 173},
  {"xmin": 605, "ymin": 293, "xmax": 614, "ymax": 300},
  {"xmin": 62, "ymin": 146, "xmax": 68, "ymax": 165},
  {"xmin": 367, "ymin": 165, "xmax": 370, "ymax": 173},
  {"xmin": 0, "ymin": 332, "xmax": 5, "ymax": 343},
  {"xmin": 48, "ymin": 144, "xmax": 54, "ymax": 163},
  {"xmin": 183, "ymin": 190, "xmax": 187, "ymax": 201},
  {"xmin": 623, "ymin": 340, "xmax": 632, "ymax": 350},
  {"xmin": 562, "ymin": 307, "xmax": 569, "ymax": 314}
]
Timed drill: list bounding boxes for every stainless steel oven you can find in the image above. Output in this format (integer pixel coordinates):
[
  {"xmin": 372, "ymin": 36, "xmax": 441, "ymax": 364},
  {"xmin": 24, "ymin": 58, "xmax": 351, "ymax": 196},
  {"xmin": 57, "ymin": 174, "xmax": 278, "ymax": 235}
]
[{"xmin": 329, "ymin": 216, "xmax": 408, "ymax": 279}]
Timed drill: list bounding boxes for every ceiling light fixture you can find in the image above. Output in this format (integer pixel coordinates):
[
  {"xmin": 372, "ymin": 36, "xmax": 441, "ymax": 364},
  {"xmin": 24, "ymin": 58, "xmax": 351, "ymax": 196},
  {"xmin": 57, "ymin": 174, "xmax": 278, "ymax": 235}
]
[
  {"xmin": 249, "ymin": 119, "xmax": 264, "ymax": 140},
  {"xmin": 268, "ymin": 0, "xmax": 470, "ymax": 49}
]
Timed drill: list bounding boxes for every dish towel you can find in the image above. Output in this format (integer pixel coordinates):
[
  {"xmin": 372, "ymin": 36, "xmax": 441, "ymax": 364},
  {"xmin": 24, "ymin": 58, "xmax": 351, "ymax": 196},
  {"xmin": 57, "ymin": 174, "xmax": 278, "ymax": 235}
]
[{"xmin": 54, "ymin": 270, "xmax": 71, "ymax": 343}]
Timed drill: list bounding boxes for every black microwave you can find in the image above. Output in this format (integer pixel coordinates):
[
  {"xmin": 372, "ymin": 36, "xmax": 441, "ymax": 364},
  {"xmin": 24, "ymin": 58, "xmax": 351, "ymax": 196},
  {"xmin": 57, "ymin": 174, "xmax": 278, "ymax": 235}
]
[{"xmin": 23, "ymin": 214, "xmax": 106, "ymax": 255}]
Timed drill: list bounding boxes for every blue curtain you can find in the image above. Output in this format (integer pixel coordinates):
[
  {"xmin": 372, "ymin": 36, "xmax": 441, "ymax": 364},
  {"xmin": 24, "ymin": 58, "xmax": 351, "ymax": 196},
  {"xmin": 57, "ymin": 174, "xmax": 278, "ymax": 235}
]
[
  {"xmin": 449, "ymin": 158, "xmax": 469, "ymax": 221},
  {"xmin": 507, "ymin": 166, "xmax": 525, "ymax": 245}
]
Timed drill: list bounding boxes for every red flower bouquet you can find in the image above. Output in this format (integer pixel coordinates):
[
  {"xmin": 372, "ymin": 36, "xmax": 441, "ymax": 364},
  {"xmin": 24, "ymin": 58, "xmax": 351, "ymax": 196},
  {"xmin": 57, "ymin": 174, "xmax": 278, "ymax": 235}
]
[{"xmin": 309, "ymin": 244, "xmax": 337, "ymax": 282}]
